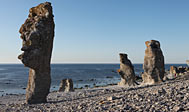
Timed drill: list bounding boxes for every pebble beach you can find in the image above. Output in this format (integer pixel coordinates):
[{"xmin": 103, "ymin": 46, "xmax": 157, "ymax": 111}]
[
  {"xmin": 0, "ymin": 1, "xmax": 189, "ymax": 112},
  {"xmin": 1, "ymin": 73, "xmax": 189, "ymax": 112}
]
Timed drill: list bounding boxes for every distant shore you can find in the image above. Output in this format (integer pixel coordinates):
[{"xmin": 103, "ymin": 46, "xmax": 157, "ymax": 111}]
[{"xmin": 1, "ymin": 72, "xmax": 189, "ymax": 111}]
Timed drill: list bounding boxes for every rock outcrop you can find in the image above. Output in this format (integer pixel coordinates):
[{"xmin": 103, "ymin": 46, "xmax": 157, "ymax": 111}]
[
  {"xmin": 170, "ymin": 66, "xmax": 178, "ymax": 75},
  {"xmin": 142, "ymin": 40, "xmax": 165, "ymax": 84},
  {"xmin": 177, "ymin": 66, "xmax": 187, "ymax": 74},
  {"xmin": 170, "ymin": 66, "xmax": 188, "ymax": 76},
  {"xmin": 59, "ymin": 79, "xmax": 74, "ymax": 92},
  {"xmin": 18, "ymin": 2, "xmax": 55, "ymax": 104},
  {"xmin": 117, "ymin": 53, "xmax": 137, "ymax": 86}
]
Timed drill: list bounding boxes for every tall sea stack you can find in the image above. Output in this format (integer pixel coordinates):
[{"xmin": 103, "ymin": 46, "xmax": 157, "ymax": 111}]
[
  {"xmin": 142, "ymin": 40, "xmax": 165, "ymax": 85},
  {"xmin": 18, "ymin": 2, "xmax": 55, "ymax": 104},
  {"xmin": 117, "ymin": 53, "xmax": 137, "ymax": 86}
]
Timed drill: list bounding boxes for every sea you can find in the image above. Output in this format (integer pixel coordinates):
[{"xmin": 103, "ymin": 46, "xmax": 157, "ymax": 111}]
[{"xmin": 0, "ymin": 64, "xmax": 187, "ymax": 96}]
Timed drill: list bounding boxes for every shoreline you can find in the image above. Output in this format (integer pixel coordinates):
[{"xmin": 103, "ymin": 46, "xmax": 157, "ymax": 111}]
[
  {"xmin": 0, "ymin": 64, "xmax": 187, "ymax": 97},
  {"xmin": 1, "ymin": 73, "xmax": 189, "ymax": 111}
]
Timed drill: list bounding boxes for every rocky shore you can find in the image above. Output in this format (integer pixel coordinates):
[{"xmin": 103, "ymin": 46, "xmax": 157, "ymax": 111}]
[{"xmin": 0, "ymin": 73, "xmax": 189, "ymax": 112}]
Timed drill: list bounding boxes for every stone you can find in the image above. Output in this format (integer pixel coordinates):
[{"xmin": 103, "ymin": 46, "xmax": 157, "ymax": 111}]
[
  {"xmin": 117, "ymin": 53, "xmax": 137, "ymax": 86},
  {"xmin": 167, "ymin": 66, "xmax": 178, "ymax": 79},
  {"xmin": 166, "ymin": 74, "xmax": 175, "ymax": 80},
  {"xmin": 170, "ymin": 66, "xmax": 178, "ymax": 75},
  {"xmin": 177, "ymin": 66, "xmax": 186, "ymax": 73},
  {"xmin": 173, "ymin": 105, "xmax": 183, "ymax": 112},
  {"xmin": 107, "ymin": 96, "xmax": 117, "ymax": 101},
  {"xmin": 142, "ymin": 40, "xmax": 165, "ymax": 84},
  {"xmin": 18, "ymin": 2, "xmax": 55, "ymax": 104},
  {"xmin": 59, "ymin": 79, "xmax": 74, "ymax": 92},
  {"xmin": 185, "ymin": 67, "xmax": 189, "ymax": 72},
  {"xmin": 169, "ymin": 66, "xmax": 187, "ymax": 77},
  {"xmin": 157, "ymin": 88, "xmax": 166, "ymax": 96}
]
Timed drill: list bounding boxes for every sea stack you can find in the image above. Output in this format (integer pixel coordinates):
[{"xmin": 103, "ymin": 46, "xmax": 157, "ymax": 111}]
[
  {"xmin": 117, "ymin": 53, "xmax": 137, "ymax": 86},
  {"xmin": 170, "ymin": 66, "xmax": 178, "ymax": 75},
  {"xmin": 142, "ymin": 40, "xmax": 165, "ymax": 85},
  {"xmin": 18, "ymin": 2, "xmax": 55, "ymax": 104},
  {"xmin": 59, "ymin": 79, "xmax": 74, "ymax": 92}
]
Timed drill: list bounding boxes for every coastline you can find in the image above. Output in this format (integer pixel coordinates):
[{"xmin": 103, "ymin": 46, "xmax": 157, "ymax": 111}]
[
  {"xmin": 1, "ymin": 73, "xmax": 189, "ymax": 112},
  {"xmin": 0, "ymin": 64, "xmax": 187, "ymax": 96}
]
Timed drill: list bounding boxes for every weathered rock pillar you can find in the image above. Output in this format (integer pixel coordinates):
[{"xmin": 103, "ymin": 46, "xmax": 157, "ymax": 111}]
[
  {"xmin": 18, "ymin": 2, "xmax": 55, "ymax": 104},
  {"xmin": 142, "ymin": 40, "xmax": 165, "ymax": 85},
  {"xmin": 170, "ymin": 66, "xmax": 178, "ymax": 75},
  {"xmin": 117, "ymin": 53, "xmax": 137, "ymax": 86},
  {"xmin": 59, "ymin": 79, "xmax": 74, "ymax": 92}
]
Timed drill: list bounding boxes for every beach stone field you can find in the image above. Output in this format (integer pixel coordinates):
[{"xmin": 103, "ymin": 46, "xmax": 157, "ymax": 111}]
[{"xmin": 0, "ymin": 73, "xmax": 189, "ymax": 112}]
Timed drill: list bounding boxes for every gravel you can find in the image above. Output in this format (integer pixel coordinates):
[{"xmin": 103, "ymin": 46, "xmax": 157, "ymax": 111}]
[{"xmin": 0, "ymin": 73, "xmax": 189, "ymax": 112}]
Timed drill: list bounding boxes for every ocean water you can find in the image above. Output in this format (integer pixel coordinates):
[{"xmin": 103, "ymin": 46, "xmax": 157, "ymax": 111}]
[{"xmin": 0, "ymin": 64, "xmax": 187, "ymax": 96}]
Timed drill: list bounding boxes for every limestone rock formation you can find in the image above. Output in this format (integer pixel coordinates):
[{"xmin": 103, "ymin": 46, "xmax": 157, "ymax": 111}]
[
  {"xmin": 117, "ymin": 53, "xmax": 137, "ymax": 86},
  {"xmin": 170, "ymin": 66, "xmax": 188, "ymax": 76},
  {"xmin": 18, "ymin": 2, "xmax": 55, "ymax": 104},
  {"xmin": 142, "ymin": 40, "xmax": 165, "ymax": 84},
  {"xmin": 170, "ymin": 66, "xmax": 178, "ymax": 75},
  {"xmin": 177, "ymin": 66, "xmax": 187, "ymax": 74},
  {"xmin": 59, "ymin": 79, "xmax": 74, "ymax": 92}
]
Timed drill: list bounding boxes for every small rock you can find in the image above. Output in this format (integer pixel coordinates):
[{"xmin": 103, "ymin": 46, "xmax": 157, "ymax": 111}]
[
  {"xmin": 89, "ymin": 79, "xmax": 95, "ymax": 81},
  {"xmin": 107, "ymin": 96, "xmax": 117, "ymax": 101},
  {"xmin": 177, "ymin": 94, "xmax": 184, "ymax": 100},
  {"xmin": 78, "ymin": 105, "xmax": 82, "ymax": 109},
  {"xmin": 106, "ymin": 76, "xmax": 113, "ymax": 78},
  {"xmin": 157, "ymin": 88, "xmax": 166, "ymax": 96},
  {"xmin": 85, "ymin": 85, "xmax": 90, "ymax": 88},
  {"xmin": 173, "ymin": 105, "xmax": 184, "ymax": 112}
]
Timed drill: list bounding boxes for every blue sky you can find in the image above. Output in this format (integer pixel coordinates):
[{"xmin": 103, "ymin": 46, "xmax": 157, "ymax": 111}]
[{"xmin": 0, "ymin": 0, "xmax": 188, "ymax": 63}]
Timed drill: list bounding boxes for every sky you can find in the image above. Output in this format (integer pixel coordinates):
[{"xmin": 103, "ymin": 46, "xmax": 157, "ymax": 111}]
[{"xmin": 0, "ymin": 0, "xmax": 188, "ymax": 64}]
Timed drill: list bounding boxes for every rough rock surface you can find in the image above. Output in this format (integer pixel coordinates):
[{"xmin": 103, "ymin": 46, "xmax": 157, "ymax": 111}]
[
  {"xmin": 18, "ymin": 2, "xmax": 55, "ymax": 104},
  {"xmin": 142, "ymin": 40, "xmax": 165, "ymax": 85},
  {"xmin": 117, "ymin": 53, "xmax": 137, "ymax": 86},
  {"xmin": 59, "ymin": 79, "xmax": 74, "ymax": 92}
]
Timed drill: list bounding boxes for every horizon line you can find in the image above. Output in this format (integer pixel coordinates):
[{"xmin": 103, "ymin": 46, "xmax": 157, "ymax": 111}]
[{"xmin": 0, "ymin": 62, "xmax": 187, "ymax": 64}]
